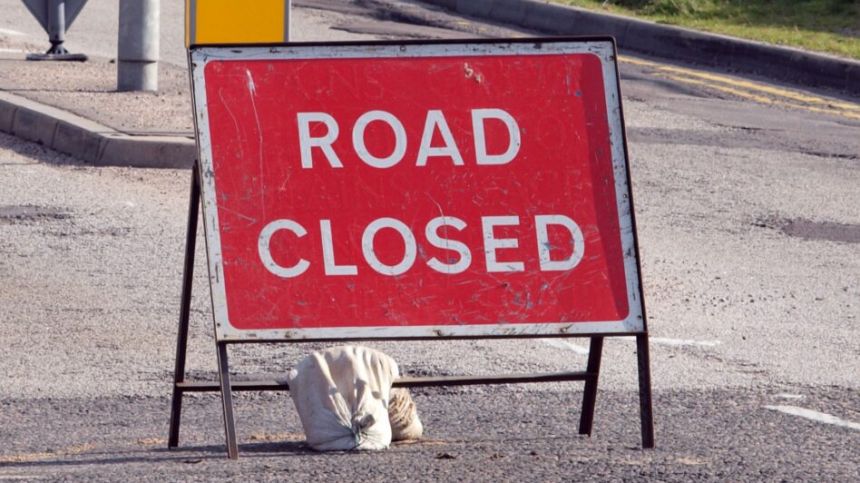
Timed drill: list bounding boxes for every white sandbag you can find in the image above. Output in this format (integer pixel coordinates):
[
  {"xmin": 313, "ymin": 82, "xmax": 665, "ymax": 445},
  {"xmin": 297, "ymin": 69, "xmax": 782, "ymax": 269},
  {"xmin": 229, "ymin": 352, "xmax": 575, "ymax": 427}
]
[{"xmin": 288, "ymin": 346, "xmax": 399, "ymax": 451}]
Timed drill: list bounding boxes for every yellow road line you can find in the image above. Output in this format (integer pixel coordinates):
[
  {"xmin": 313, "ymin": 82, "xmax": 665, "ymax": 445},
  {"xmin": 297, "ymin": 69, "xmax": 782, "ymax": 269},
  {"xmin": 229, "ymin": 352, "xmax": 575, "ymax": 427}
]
[
  {"xmin": 619, "ymin": 55, "xmax": 860, "ymax": 119},
  {"xmin": 661, "ymin": 74, "xmax": 860, "ymax": 121},
  {"xmin": 661, "ymin": 74, "xmax": 776, "ymax": 104},
  {"xmin": 660, "ymin": 65, "xmax": 860, "ymax": 111}
]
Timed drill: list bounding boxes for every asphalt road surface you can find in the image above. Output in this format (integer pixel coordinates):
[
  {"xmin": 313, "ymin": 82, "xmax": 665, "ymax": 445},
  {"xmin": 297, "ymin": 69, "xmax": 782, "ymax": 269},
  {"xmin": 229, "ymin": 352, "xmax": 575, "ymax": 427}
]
[{"xmin": 1, "ymin": 0, "xmax": 859, "ymax": 481}]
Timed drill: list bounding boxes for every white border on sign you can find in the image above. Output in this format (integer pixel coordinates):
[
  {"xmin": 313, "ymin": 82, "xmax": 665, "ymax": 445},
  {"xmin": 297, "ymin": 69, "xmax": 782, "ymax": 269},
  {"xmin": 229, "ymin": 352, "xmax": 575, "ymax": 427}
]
[{"xmin": 190, "ymin": 40, "xmax": 645, "ymax": 341}]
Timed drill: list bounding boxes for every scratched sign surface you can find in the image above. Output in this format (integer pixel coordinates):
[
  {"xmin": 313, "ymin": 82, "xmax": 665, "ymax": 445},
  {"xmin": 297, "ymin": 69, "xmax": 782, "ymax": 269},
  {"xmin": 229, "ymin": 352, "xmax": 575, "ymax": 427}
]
[{"xmin": 191, "ymin": 39, "xmax": 645, "ymax": 341}]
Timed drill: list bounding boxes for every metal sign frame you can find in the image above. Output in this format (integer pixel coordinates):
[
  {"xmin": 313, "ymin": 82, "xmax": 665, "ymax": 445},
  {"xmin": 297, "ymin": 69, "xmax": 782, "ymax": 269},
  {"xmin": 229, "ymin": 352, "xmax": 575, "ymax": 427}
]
[
  {"xmin": 169, "ymin": 37, "xmax": 654, "ymax": 459},
  {"xmin": 190, "ymin": 39, "xmax": 646, "ymax": 342}
]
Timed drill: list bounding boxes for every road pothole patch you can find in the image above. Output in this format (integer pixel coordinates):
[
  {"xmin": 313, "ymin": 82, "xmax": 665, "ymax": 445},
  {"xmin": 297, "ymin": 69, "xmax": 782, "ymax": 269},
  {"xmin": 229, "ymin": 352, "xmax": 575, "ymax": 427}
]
[
  {"xmin": 754, "ymin": 216, "xmax": 860, "ymax": 244},
  {"xmin": 0, "ymin": 205, "xmax": 71, "ymax": 224}
]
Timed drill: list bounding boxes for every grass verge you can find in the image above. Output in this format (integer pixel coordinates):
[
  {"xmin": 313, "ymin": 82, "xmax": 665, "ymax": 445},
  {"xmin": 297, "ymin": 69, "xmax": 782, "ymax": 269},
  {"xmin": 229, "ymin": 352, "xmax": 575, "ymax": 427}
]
[{"xmin": 552, "ymin": 0, "xmax": 860, "ymax": 60}]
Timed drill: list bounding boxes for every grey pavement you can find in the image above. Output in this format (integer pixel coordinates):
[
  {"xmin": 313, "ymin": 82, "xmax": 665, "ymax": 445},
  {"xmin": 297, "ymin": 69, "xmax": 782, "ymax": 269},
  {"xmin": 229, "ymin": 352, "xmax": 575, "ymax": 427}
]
[{"xmin": 2, "ymin": 385, "xmax": 858, "ymax": 481}]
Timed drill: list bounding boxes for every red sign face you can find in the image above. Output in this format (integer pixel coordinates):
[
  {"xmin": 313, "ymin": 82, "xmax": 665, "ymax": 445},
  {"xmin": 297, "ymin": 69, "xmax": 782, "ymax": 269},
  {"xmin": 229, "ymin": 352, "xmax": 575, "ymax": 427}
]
[{"xmin": 193, "ymin": 41, "xmax": 643, "ymax": 340}]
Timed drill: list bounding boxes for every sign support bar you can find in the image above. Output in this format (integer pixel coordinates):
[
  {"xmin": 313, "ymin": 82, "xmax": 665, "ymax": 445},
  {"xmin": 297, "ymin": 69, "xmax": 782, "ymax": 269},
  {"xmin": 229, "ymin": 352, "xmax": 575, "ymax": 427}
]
[
  {"xmin": 578, "ymin": 336, "xmax": 604, "ymax": 436},
  {"xmin": 167, "ymin": 162, "xmax": 200, "ymax": 450},
  {"xmin": 636, "ymin": 333, "xmax": 655, "ymax": 448},
  {"xmin": 217, "ymin": 341, "xmax": 239, "ymax": 459}
]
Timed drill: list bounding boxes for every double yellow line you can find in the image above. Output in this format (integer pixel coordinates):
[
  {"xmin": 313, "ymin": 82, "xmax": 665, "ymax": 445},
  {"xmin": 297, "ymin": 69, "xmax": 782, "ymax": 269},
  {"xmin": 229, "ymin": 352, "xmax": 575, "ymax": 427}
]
[{"xmin": 621, "ymin": 56, "xmax": 860, "ymax": 121}]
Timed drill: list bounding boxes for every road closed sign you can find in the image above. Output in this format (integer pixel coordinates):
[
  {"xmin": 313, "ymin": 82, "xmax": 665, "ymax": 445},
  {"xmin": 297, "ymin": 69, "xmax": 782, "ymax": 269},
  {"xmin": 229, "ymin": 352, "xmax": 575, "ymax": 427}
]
[{"xmin": 190, "ymin": 39, "xmax": 645, "ymax": 341}]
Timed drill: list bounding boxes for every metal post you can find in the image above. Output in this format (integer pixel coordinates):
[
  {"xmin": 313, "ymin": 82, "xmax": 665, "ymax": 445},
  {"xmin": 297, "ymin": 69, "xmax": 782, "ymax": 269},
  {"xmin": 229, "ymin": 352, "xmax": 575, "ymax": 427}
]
[
  {"xmin": 636, "ymin": 334, "xmax": 656, "ymax": 448},
  {"xmin": 578, "ymin": 336, "xmax": 604, "ymax": 436},
  {"xmin": 168, "ymin": 164, "xmax": 201, "ymax": 449},
  {"xmin": 217, "ymin": 343, "xmax": 239, "ymax": 459},
  {"xmin": 117, "ymin": 0, "xmax": 159, "ymax": 91}
]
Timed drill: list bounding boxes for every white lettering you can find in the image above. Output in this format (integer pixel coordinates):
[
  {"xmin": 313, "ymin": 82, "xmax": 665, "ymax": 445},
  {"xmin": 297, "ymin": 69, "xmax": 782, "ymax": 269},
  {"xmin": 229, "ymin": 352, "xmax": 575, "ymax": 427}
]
[
  {"xmin": 353, "ymin": 110, "xmax": 407, "ymax": 168},
  {"xmin": 258, "ymin": 214, "xmax": 586, "ymax": 277},
  {"xmin": 297, "ymin": 112, "xmax": 343, "ymax": 168},
  {"xmin": 535, "ymin": 215, "xmax": 585, "ymax": 271},
  {"xmin": 258, "ymin": 219, "xmax": 310, "ymax": 278},
  {"xmin": 481, "ymin": 215, "xmax": 524, "ymax": 272},
  {"xmin": 320, "ymin": 220, "xmax": 358, "ymax": 275},
  {"xmin": 416, "ymin": 110, "xmax": 465, "ymax": 167},
  {"xmin": 362, "ymin": 217, "xmax": 417, "ymax": 276},
  {"xmin": 472, "ymin": 108, "xmax": 521, "ymax": 166},
  {"xmin": 425, "ymin": 216, "xmax": 471, "ymax": 274}
]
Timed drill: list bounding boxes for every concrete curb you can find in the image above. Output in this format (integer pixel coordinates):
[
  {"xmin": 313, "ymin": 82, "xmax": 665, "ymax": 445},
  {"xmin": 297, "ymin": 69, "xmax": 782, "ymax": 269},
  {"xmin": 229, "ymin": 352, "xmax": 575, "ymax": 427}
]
[
  {"xmin": 0, "ymin": 91, "xmax": 195, "ymax": 169},
  {"xmin": 420, "ymin": 0, "xmax": 860, "ymax": 97}
]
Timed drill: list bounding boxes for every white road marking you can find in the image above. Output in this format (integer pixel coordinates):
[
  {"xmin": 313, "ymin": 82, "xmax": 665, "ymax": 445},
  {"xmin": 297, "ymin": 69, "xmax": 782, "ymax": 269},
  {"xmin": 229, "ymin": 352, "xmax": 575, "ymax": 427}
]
[
  {"xmin": 765, "ymin": 405, "xmax": 860, "ymax": 431},
  {"xmin": 615, "ymin": 336, "xmax": 721, "ymax": 348},
  {"xmin": 774, "ymin": 393, "xmax": 805, "ymax": 400},
  {"xmin": 539, "ymin": 338, "xmax": 589, "ymax": 355},
  {"xmin": 0, "ymin": 48, "xmax": 25, "ymax": 53},
  {"xmin": 0, "ymin": 28, "xmax": 26, "ymax": 37},
  {"xmin": 651, "ymin": 337, "xmax": 721, "ymax": 348},
  {"xmin": 542, "ymin": 336, "xmax": 720, "ymax": 354}
]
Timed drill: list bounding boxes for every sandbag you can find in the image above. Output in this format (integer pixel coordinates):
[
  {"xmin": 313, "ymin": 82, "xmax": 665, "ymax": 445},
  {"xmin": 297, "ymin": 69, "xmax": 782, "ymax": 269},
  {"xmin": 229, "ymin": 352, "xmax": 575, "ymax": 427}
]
[
  {"xmin": 288, "ymin": 346, "xmax": 399, "ymax": 451},
  {"xmin": 389, "ymin": 388, "xmax": 424, "ymax": 441}
]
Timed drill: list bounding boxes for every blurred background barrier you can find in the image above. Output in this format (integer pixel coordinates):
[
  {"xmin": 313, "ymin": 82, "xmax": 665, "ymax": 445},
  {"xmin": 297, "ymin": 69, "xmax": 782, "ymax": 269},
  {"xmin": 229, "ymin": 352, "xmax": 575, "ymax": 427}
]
[
  {"xmin": 22, "ymin": 0, "xmax": 88, "ymax": 61},
  {"xmin": 117, "ymin": 0, "xmax": 159, "ymax": 91},
  {"xmin": 185, "ymin": 0, "xmax": 291, "ymax": 47}
]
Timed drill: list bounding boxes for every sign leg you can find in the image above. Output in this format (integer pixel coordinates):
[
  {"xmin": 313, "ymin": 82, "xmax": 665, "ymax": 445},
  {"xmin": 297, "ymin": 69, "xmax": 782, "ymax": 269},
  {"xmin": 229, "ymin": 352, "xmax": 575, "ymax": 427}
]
[
  {"xmin": 636, "ymin": 333, "xmax": 655, "ymax": 448},
  {"xmin": 168, "ymin": 165, "xmax": 201, "ymax": 449},
  {"xmin": 578, "ymin": 336, "xmax": 604, "ymax": 436},
  {"xmin": 217, "ymin": 342, "xmax": 239, "ymax": 459}
]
